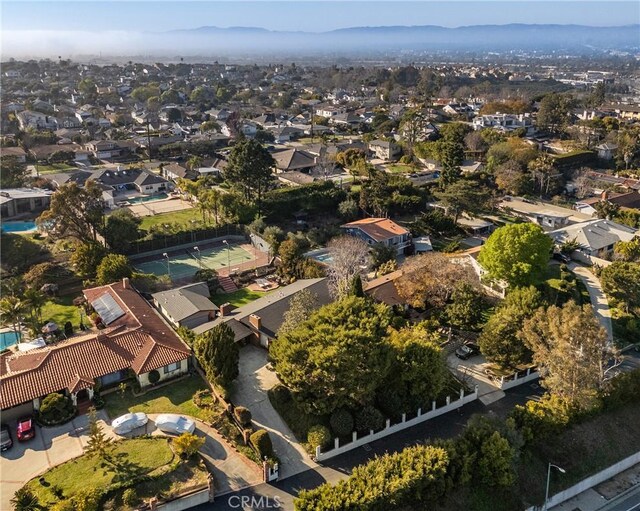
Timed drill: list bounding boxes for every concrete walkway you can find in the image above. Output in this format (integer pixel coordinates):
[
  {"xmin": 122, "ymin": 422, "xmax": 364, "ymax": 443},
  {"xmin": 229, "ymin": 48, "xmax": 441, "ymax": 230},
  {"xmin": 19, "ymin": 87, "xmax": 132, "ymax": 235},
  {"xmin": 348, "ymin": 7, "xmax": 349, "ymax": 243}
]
[
  {"xmin": 230, "ymin": 345, "xmax": 318, "ymax": 479},
  {"xmin": 569, "ymin": 263, "xmax": 614, "ymax": 342}
]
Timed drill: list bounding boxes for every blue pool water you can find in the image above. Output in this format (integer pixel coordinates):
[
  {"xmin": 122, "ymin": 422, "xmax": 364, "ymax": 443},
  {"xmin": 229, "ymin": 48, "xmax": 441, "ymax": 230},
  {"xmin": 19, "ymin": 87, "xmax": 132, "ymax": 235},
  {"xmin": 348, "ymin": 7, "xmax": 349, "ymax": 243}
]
[
  {"xmin": 1, "ymin": 221, "xmax": 37, "ymax": 233},
  {"xmin": 126, "ymin": 193, "xmax": 169, "ymax": 204},
  {"xmin": 308, "ymin": 251, "xmax": 334, "ymax": 264},
  {"xmin": 0, "ymin": 331, "xmax": 20, "ymax": 350}
]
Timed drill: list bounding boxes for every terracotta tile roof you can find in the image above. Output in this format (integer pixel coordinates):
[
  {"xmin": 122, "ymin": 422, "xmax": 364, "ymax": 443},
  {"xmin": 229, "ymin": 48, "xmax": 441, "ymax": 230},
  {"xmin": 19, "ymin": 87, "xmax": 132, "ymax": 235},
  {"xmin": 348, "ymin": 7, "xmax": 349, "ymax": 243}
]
[
  {"xmin": 342, "ymin": 218, "xmax": 409, "ymax": 243},
  {"xmin": 1, "ymin": 281, "xmax": 190, "ymax": 409}
]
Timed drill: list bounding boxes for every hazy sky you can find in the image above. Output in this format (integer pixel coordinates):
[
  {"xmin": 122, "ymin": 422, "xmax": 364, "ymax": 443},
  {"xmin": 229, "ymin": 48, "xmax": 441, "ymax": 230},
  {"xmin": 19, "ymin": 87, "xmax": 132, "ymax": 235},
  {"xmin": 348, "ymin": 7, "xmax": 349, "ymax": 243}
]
[{"xmin": 3, "ymin": 1, "xmax": 639, "ymax": 32}]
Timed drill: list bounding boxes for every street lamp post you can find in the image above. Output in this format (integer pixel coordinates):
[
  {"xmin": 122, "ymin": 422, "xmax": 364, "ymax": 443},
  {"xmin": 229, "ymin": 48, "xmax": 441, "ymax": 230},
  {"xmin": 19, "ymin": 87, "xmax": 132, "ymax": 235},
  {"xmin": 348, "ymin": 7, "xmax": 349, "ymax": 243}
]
[
  {"xmin": 544, "ymin": 463, "xmax": 566, "ymax": 511},
  {"xmin": 194, "ymin": 246, "xmax": 201, "ymax": 269},
  {"xmin": 163, "ymin": 252, "xmax": 171, "ymax": 279},
  {"xmin": 223, "ymin": 240, "xmax": 230, "ymax": 270}
]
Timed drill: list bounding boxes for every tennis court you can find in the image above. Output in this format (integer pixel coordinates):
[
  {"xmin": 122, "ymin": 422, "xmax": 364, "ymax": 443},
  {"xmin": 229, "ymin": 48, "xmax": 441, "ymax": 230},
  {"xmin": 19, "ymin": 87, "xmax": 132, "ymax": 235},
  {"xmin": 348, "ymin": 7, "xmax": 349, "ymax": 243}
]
[{"xmin": 134, "ymin": 244, "xmax": 255, "ymax": 281}]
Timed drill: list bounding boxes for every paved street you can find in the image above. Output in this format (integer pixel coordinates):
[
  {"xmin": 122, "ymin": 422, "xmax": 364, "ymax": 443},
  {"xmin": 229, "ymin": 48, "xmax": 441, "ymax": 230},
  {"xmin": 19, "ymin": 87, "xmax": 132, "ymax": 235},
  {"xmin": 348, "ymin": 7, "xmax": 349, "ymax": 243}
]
[
  {"xmin": 195, "ymin": 384, "xmax": 543, "ymax": 511},
  {"xmin": 230, "ymin": 345, "xmax": 318, "ymax": 479},
  {"xmin": 570, "ymin": 262, "xmax": 613, "ymax": 342}
]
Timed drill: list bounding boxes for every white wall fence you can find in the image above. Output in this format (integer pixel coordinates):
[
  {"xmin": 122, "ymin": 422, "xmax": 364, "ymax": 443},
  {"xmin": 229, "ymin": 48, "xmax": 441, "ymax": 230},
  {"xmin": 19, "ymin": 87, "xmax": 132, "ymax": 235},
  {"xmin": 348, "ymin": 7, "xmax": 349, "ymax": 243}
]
[
  {"xmin": 154, "ymin": 488, "xmax": 210, "ymax": 511},
  {"xmin": 315, "ymin": 386, "xmax": 479, "ymax": 462},
  {"xmin": 525, "ymin": 450, "xmax": 640, "ymax": 511},
  {"xmin": 497, "ymin": 367, "xmax": 539, "ymax": 390}
]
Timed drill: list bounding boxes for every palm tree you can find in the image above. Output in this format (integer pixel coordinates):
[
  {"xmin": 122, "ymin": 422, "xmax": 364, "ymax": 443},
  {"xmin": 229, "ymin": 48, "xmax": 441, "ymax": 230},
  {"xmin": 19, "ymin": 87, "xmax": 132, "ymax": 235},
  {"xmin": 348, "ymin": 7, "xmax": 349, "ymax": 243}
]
[
  {"xmin": 11, "ymin": 488, "xmax": 39, "ymax": 511},
  {"xmin": 187, "ymin": 155, "xmax": 203, "ymax": 172},
  {"xmin": 0, "ymin": 296, "xmax": 26, "ymax": 341},
  {"xmin": 23, "ymin": 287, "xmax": 46, "ymax": 324}
]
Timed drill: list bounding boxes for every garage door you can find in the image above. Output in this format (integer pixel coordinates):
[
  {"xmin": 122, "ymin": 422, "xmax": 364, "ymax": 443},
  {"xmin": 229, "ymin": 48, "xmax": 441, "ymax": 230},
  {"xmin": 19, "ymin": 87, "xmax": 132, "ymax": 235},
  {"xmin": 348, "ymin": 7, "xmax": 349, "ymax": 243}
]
[{"xmin": 1, "ymin": 402, "xmax": 34, "ymax": 426}]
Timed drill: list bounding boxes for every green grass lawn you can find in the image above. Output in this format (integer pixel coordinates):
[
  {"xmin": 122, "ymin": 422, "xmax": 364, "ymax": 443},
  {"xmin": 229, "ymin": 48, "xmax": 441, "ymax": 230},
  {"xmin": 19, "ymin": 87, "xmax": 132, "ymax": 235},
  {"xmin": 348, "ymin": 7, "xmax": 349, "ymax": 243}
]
[
  {"xmin": 210, "ymin": 288, "xmax": 269, "ymax": 307},
  {"xmin": 35, "ymin": 163, "xmax": 77, "ymax": 174},
  {"xmin": 385, "ymin": 163, "xmax": 415, "ymax": 174},
  {"xmin": 41, "ymin": 296, "xmax": 79, "ymax": 327},
  {"xmin": 138, "ymin": 208, "xmax": 208, "ymax": 231},
  {"xmin": 27, "ymin": 437, "xmax": 174, "ymax": 507},
  {"xmin": 103, "ymin": 374, "xmax": 212, "ymax": 421}
]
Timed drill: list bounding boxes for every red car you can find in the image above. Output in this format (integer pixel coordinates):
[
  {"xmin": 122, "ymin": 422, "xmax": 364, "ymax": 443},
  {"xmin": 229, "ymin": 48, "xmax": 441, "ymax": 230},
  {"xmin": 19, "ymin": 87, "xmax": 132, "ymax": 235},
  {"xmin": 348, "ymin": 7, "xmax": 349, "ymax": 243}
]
[{"xmin": 16, "ymin": 417, "xmax": 35, "ymax": 442}]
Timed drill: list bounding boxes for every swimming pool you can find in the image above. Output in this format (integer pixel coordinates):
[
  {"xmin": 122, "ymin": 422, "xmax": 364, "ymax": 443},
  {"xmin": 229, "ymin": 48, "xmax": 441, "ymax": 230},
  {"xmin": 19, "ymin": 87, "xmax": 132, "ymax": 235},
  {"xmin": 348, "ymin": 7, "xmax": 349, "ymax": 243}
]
[
  {"xmin": 126, "ymin": 193, "xmax": 169, "ymax": 204},
  {"xmin": 0, "ymin": 331, "xmax": 21, "ymax": 350},
  {"xmin": 305, "ymin": 249, "xmax": 334, "ymax": 265},
  {"xmin": 1, "ymin": 221, "xmax": 37, "ymax": 233}
]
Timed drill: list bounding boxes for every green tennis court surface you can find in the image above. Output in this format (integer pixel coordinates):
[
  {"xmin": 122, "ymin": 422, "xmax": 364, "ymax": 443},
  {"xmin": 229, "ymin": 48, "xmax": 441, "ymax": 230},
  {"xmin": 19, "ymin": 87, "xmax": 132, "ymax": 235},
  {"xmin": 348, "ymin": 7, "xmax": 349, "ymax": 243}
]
[{"xmin": 134, "ymin": 244, "xmax": 254, "ymax": 280}]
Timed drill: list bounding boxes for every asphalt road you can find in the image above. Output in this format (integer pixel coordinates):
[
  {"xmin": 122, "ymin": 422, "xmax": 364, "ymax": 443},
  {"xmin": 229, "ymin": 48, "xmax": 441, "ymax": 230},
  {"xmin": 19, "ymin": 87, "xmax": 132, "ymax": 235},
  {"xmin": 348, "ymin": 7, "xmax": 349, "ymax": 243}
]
[
  {"xmin": 600, "ymin": 485, "xmax": 640, "ymax": 511},
  {"xmin": 195, "ymin": 383, "xmax": 543, "ymax": 511}
]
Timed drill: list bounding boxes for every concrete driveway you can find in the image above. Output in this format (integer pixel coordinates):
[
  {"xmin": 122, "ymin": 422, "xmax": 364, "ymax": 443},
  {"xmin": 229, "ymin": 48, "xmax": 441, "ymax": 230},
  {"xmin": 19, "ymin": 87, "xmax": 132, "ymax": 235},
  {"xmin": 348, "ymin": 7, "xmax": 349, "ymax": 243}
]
[
  {"xmin": 230, "ymin": 345, "xmax": 317, "ymax": 479},
  {"xmin": 0, "ymin": 410, "xmax": 111, "ymax": 511},
  {"xmin": 447, "ymin": 352, "xmax": 506, "ymax": 405},
  {"xmin": 569, "ymin": 263, "xmax": 613, "ymax": 342}
]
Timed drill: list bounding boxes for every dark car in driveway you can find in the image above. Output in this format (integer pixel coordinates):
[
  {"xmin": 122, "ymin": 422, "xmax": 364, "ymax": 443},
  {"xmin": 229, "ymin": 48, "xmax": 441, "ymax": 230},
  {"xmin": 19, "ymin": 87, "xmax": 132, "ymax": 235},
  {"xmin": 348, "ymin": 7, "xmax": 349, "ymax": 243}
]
[
  {"xmin": 1, "ymin": 425, "xmax": 12, "ymax": 451},
  {"xmin": 16, "ymin": 417, "xmax": 35, "ymax": 442},
  {"xmin": 552, "ymin": 252, "xmax": 571, "ymax": 264},
  {"xmin": 455, "ymin": 343, "xmax": 480, "ymax": 360}
]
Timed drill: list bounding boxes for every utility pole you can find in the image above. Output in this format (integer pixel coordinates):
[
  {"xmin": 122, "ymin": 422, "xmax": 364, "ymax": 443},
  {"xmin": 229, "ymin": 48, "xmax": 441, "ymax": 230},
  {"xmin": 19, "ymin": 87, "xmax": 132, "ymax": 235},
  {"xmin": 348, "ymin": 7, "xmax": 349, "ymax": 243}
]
[{"xmin": 147, "ymin": 118, "xmax": 152, "ymax": 162}]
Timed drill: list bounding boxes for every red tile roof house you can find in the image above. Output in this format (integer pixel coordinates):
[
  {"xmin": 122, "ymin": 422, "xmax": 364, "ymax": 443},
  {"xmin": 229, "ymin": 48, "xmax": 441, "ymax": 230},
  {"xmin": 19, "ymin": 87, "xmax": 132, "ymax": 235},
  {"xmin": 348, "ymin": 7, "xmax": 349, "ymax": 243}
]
[
  {"xmin": 0, "ymin": 279, "xmax": 192, "ymax": 422},
  {"xmin": 341, "ymin": 218, "xmax": 411, "ymax": 255}
]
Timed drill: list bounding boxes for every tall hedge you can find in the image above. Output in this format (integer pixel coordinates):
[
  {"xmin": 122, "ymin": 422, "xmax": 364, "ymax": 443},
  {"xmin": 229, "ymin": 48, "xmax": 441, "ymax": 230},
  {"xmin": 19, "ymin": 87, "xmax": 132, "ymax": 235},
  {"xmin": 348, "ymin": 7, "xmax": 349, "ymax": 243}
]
[{"xmin": 295, "ymin": 445, "xmax": 449, "ymax": 511}]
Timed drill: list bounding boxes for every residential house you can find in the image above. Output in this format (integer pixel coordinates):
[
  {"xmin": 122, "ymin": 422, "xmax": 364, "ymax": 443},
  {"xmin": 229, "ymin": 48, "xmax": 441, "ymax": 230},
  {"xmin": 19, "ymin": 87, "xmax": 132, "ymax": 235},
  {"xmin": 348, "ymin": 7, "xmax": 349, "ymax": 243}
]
[
  {"xmin": 30, "ymin": 143, "xmax": 89, "ymax": 163},
  {"xmin": 341, "ymin": 217, "xmax": 411, "ymax": 255},
  {"xmin": 152, "ymin": 282, "xmax": 218, "ymax": 329},
  {"xmin": 364, "ymin": 270, "xmax": 406, "ymax": 307},
  {"xmin": 85, "ymin": 140, "xmax": 123, "ymax": 159},
  {"xmin": 192, "ymin": 278, "xmax": 332, "ymax": 348},
  {"xmin": 575, "ymin": 191, "xmax": 640, "ymax": 217},
  {"xmin": 0, "ymin": 279, "xmax": 192, "ymax": 423},
  {"xmin": 368, "ymin": 139, "xmax": 402, "ymax": 161},
  {"xmin": 272, "ymin": 148, "xmax": 317, "ymax": 173},
  {"xmin": 1, "ymin": 146, "xmax": 27, "ymax": 163},
  {"xmin": 16, "ymin": 110, "xmax": 57, "ymax": 130},
  {"xmin": 596, "ymin": 143, "xmax": 618, "ymax": 161},
  {"xmin": 0, "ymin": 188, "xmax": 53, "ymax": 219},
  {"xmin": 549, "ymin": 219, "xmax": 638, "ymax": 260},
  {"xmin": 162, "ymin": 163, "xmax": 194, "ymax": 181},
  {"xmin": 277, "ymin": 171, "xmax": 317, "ymax": 187},
  {"xmin": 472, "ymin": 113, "xmax": 533, "ymax": 134},
  {"xmin": 499, "ymin": 197, "xmax": 591, "ymax": 231}
]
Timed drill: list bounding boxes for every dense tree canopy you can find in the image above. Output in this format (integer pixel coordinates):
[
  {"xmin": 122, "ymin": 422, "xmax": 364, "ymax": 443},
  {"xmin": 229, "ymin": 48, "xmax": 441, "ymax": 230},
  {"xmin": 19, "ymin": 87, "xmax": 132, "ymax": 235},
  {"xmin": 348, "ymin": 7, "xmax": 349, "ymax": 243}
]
[
  {"xmin": 478, "ymin": 223, "xmax": 553, "ymax": 286},
  {"xmin": 224, "ymin": 137, "xmax": 275, "ymax": 209}
]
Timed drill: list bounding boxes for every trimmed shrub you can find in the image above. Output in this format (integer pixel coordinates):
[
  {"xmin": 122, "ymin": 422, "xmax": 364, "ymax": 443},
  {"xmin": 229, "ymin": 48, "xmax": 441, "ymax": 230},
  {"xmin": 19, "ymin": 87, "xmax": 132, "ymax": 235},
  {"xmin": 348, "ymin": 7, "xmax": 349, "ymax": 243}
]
[
  {"xmin": 173, "ymin": 432, "xmax": 205, "ymax": 458},
  {"xmin": 122, "ymin": 488, "xmax": 138, "ymax": 507},
  {"xmin": 234, "ymin": 406, "xmax": 252, "ymax": 427},
  {"xmin": 355, "ymin": 405, "xmax": 385, "ymax": 433},
  {"xmin": 307, "ymin": 425, "xmax": 331, "ymax": 450},
  {"xmin": 148, "ymin": 369, "xmax": 160, "ymax": 384},
  {"xmin": 38, "ymin": 393, "xmax": 76, "ymax": 425},
  {"xmin": 250, "ymin": 429, "xmax": 274, "ymax": 460},
  {"xmin": 329, "ymin": 408, "xmax": 354, "ymax": 437}
]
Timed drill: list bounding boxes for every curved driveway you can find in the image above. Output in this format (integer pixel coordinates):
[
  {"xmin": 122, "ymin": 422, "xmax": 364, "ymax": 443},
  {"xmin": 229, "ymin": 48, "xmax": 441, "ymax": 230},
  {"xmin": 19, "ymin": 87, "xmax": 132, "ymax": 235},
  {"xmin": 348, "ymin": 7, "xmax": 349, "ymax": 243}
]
[{"xmin": 569, "ymin": 263, "xmax": 613, "ymax": 342}]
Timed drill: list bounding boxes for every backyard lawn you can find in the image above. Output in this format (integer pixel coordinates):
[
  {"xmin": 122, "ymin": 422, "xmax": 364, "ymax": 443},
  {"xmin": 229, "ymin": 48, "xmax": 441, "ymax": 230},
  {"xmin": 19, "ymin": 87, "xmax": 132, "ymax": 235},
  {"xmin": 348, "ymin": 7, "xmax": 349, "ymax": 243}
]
[
  {"xmin": 35, "ymin": 163, "xmax": 77, "ymax": 174},
  {"xmin": 138, "ymin": 208, "xmax": 209, "ymax": 231},
  {"xmin": 26, "ymin": 437, "xmax": 174, "ymax": 507},
  {"xmin": 385, "ymin": 163, "xmax": 415, "ymax": 174},
  {"xmin": 41, "ymin": 295, "xmax": 79, "ymax": 327},
  {"xmin": 210, "ymin": 288, "xmax": 269, "ymax": 307},
  {"xmin": 103, "ymin": 373, "xmax": 212, "ymax": 421}
]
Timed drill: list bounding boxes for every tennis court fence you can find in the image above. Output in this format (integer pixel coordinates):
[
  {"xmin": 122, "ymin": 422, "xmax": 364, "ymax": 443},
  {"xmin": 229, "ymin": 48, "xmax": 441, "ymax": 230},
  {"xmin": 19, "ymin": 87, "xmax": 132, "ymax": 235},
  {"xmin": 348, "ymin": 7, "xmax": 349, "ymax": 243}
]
[{"xmin": 123, "ymin": 224, "xmax": 246, "ymax": 256}]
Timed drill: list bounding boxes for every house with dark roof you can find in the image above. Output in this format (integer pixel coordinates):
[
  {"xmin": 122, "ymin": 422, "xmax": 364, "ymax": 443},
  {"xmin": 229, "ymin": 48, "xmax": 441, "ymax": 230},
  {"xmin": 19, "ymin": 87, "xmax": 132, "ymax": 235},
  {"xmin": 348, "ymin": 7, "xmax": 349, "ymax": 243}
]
[
  {"xmin": 0, "ymin": 188, "xmax": 53, "ymax": 219},
  {"xmin": 575, "ymin": 191, "xmax": 640, "ymax": 217},
  {"xmin": 549, "ymin": 219, "xmax": 638, "ymax": 259},
  {"xmin": 192, "ymin": 278, "xmax": 331, "ymax": 349},
  {"xmin": 272, "ymin": 148, "xmax": 317, "ymax": 173},
  {"xmin": 152, "ymin": 282, "xmax": 218, "ymax": 329},
  {"xmin": 341, "ymin": 218, "xmax": 411, "ymax": 255},
  {"xmin": 0, "ymin": 279, "xmax": 191, "ymax": 422}
]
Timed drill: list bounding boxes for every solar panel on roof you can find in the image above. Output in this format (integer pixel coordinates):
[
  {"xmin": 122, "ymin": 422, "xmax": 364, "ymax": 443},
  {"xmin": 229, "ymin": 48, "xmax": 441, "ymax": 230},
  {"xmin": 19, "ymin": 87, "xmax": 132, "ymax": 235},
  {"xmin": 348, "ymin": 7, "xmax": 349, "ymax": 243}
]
[{"xmin": 91, "ymin": 293, "xmax": 125, "ymax": 325}]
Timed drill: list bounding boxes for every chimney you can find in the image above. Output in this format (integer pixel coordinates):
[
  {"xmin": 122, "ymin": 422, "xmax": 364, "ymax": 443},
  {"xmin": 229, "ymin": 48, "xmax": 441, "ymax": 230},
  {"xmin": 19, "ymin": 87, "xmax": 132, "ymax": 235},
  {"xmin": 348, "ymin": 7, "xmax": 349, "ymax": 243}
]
[
  {"xmin": 219, "ymin": 303, "xmax": 234, "ymax": 317},
  {"xmin": 249, "ymin": 314, "xmax": 261, "ymax": 331},
  {"xmin": 601, "ymin": 190, "xmax": 608, "ymax": 200},
  {"xmin": 122, "ymin": 277, "xmax": 130, "ymax": 289},
  {"xmin": 96, "ymin": 333, "xmax": 107, "ymax": 342}
]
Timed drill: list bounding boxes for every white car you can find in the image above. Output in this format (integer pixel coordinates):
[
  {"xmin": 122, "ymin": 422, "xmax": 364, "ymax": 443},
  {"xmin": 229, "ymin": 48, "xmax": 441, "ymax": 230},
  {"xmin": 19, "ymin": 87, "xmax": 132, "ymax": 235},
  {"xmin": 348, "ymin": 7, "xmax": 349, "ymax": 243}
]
[
  {"xmin": 111, "ymin": 412, "xmax": 148, "ymax": 435},
  {"xmin": 155, "ymin": 414, "xmax": 196, "ymax": 435}
]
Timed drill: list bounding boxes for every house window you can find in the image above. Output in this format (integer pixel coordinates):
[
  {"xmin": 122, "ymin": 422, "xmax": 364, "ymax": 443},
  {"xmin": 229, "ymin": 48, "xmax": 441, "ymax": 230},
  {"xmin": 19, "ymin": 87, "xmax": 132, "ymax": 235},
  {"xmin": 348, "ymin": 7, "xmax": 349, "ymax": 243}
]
[{"xmin": 163, "ymin": 361, "xmax": 180, "ymax": 374}]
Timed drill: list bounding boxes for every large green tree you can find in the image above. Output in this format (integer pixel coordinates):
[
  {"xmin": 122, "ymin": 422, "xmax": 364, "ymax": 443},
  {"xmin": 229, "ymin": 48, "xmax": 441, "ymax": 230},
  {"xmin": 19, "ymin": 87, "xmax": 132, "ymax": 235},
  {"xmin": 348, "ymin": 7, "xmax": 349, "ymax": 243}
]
[
  {"xmin": 521, "ymin": 301, "xmax": 616, "ymax": 410},
  {"xmin": 0, "ymin": 156, "xmax": 30, "ymax": 188},
  {"xmin": 434, "ymin": 179, "xmax": 492, "ymax": 223},
  {"xmin": 96, "ymin": 254, "xmax": 132, "ymax": 285},
  {"xmin": 224, "ymin": 137, "xmax": 275, "ymax": 211},
  {"xmin": 537, "ymin": 93, "xmax": 572, "ymax": 134},
  {"xmin": 38, "ymin": 182, "xmax": 104, "ymax": 244},
  {"xmin": 271, "ymin": 296, "xmax": 393, "ymax": 415},
  {"xmin": 600, "ymin": 262, "xmax": 640, "ymax": 313},
  {"xmin": 478, "ymin": 223, "xmax": 553, "ymax": 286},
  {"xmin": 479, "ymin": 286, "xmax": 543, "ymax": 368},
  {"xmin": 194, "ymin": 323, "xmax": 239, "ymax": 389},
  {"xmin": 103, "ymin": 209, "xmax": 141, "ymax": 253}
]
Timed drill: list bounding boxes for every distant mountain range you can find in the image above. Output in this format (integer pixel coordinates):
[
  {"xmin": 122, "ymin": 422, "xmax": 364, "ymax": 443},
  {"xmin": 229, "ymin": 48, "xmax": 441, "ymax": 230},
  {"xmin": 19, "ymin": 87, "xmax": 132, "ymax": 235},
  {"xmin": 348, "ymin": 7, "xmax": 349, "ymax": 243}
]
[{"xmin": 164, "ymin": 23, "xmax": 640, "ymax": 53}]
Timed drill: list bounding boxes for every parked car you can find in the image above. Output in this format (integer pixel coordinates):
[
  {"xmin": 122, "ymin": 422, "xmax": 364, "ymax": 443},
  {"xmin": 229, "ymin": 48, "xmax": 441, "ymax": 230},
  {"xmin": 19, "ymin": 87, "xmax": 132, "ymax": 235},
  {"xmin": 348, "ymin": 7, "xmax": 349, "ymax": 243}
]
[
  {"xmin": 455, "ymin": 343, "xmax": 480, "ymax": 360},
  {"xmin": 1, "ymin": 425, "xmax": 13, "ymax": 451},
  {"xmin": 16, "ymin": 417, "xmax": 35, "ymax": 442},
  {"xmin": 552, "ymin": 252, "xmax": 571, "ymax": 264},
  {"xmin": 112, "ymin": 412, "xmax": 148, "ymax": 435},
  {"xmin": 155, "ymin": 414, "xmax": 196, "ymax": 435}
]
